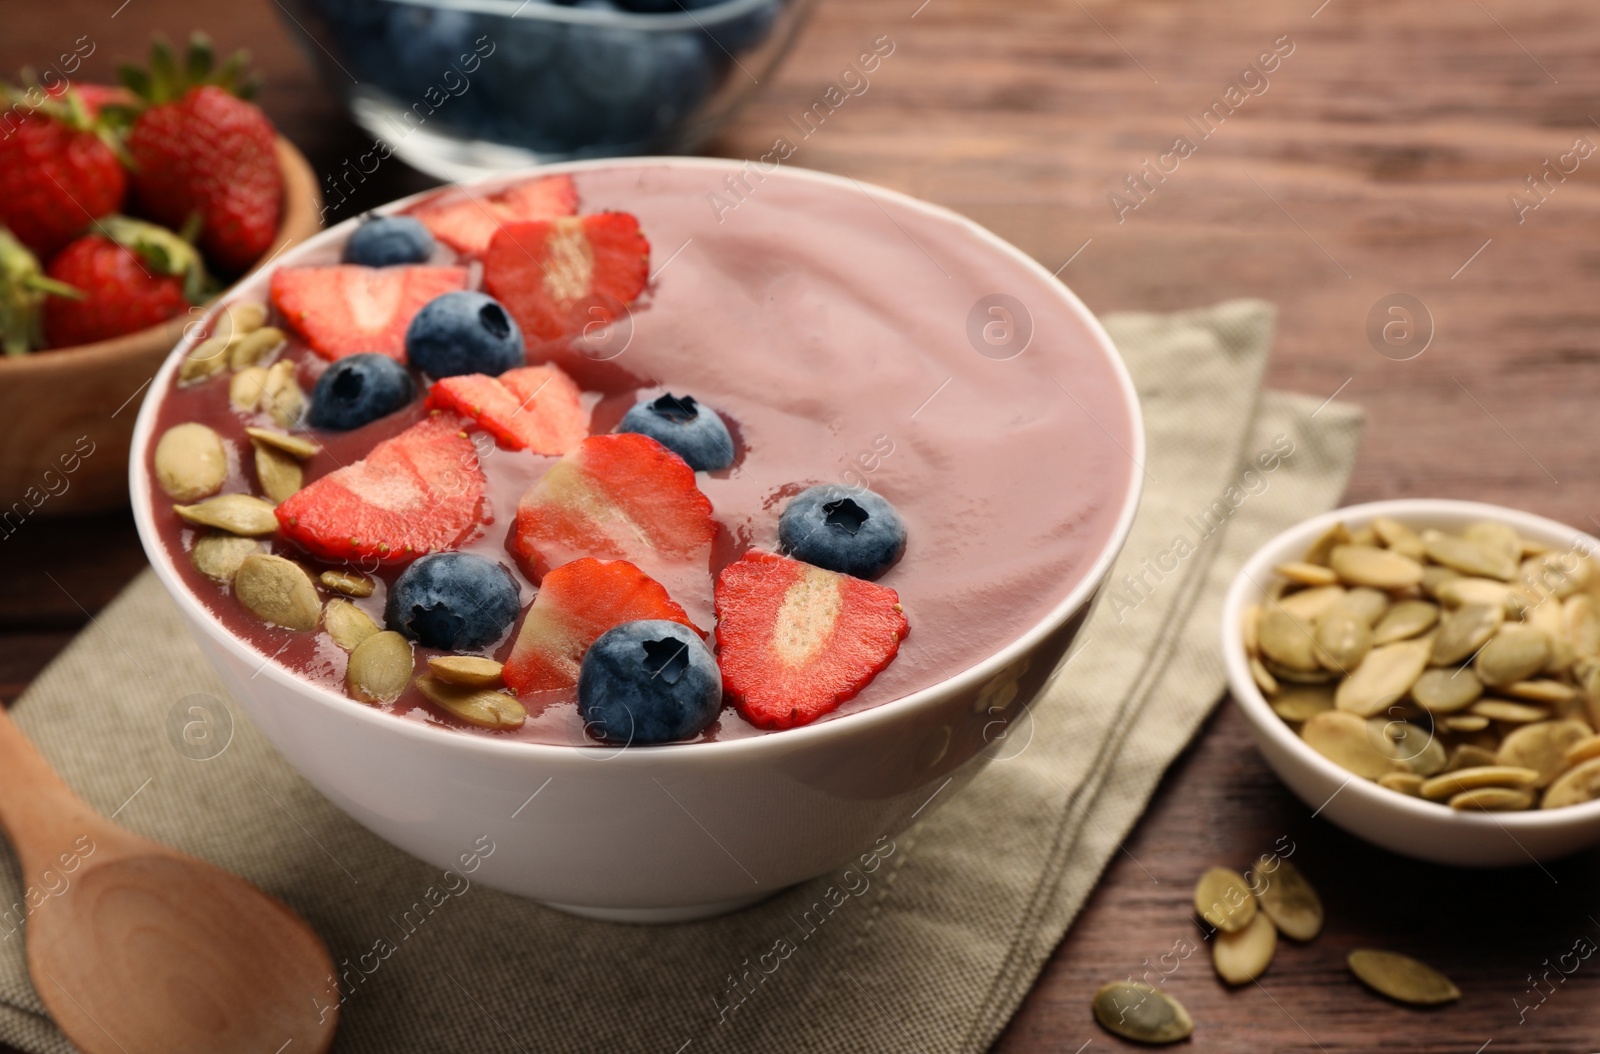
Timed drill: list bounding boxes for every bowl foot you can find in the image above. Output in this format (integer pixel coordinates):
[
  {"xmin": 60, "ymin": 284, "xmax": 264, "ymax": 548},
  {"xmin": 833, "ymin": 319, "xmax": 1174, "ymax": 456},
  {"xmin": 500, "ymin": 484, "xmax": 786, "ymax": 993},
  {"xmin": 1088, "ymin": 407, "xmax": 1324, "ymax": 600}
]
[{"xmin": 541, "ymin": 891, "xmax": 775, "ymax": 924}]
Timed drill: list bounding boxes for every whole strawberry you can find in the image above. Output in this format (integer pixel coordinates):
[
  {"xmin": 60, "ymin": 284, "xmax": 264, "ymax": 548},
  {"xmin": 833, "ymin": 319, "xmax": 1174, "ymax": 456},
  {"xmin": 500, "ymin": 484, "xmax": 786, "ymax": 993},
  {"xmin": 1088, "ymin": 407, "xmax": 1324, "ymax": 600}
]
[
  {"xmin": 0, "ymin": 87, "xmax": 128, "ymax": 258},
  {"xmin": 42, "ymin": 216, "xmax": 210, "ymax": 347},
  {"xmin": 122, "ymin": 35, "xmax": 281, "ymax": 276}
]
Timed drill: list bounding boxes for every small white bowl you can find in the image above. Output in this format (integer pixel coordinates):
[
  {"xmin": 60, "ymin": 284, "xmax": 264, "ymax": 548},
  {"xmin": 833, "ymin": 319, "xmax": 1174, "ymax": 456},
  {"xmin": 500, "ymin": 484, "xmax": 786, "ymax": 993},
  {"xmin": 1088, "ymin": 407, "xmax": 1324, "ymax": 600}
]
[{"xmin": 1222, "ymin": 498, "xmax": 1600, "ymax": 867}]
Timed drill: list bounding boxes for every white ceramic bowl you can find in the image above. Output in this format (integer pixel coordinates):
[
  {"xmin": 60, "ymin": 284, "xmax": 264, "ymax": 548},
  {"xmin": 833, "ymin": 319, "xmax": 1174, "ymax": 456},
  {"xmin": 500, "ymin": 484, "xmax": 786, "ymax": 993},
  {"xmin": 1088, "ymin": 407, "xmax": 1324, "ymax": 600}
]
[
  {"xmin": 1222, "ymin": 498, "xmax": 1600, "ymax": 867},
  {"xmin": 129, "ymin": 158, "xmax": 1144, "ymax": 921}
]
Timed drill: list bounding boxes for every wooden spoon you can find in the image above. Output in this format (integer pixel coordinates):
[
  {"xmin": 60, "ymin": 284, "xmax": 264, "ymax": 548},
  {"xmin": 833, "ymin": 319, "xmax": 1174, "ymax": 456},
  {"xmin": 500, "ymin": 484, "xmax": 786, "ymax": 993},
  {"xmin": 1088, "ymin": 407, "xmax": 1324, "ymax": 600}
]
[{"xmin": 0, "ymin": 706, "xmax": 338, "ymax": 1054}]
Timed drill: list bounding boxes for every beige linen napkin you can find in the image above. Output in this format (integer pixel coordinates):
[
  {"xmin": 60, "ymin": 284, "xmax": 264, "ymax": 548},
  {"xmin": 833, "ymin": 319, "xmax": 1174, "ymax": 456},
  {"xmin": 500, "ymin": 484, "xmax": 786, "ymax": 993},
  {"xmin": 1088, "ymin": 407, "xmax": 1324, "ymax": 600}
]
[{"xmin": 0, "ymin": 300, "xmax": 1361, "ymax": 1053}]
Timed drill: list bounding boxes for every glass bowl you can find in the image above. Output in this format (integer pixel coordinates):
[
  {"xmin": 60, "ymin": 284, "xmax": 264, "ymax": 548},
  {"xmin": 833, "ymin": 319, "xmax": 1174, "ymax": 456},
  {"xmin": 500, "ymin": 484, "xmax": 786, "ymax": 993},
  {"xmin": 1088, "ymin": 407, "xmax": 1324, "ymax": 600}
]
[{"xmin": 277, "ymin": 0, "xmax": 814, "ymax": 181}]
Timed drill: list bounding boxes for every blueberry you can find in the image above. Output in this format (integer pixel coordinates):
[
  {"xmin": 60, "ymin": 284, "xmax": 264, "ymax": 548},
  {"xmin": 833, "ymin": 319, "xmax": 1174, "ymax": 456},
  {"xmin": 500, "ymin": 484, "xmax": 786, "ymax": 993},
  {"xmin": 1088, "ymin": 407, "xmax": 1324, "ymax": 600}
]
[
  {"xmin": 343, "ymin": 216, "xmax": 436, "ymax": 267},
  {"xmin": 778, "ymin": 485, "xmax": 907, "ymax": 580},
  {"xmin": 307, "ymin": 353, "xmax": 417, "ymax": 430},
  {"xmin": 618, "ymin": 393, "xmax": 734, "ymax": 471},
  {"xmin": 577, "ymin": 620, "xmax": 721, "ymax": 744},
  {"xmin": 406, "ymin": 291, "xmax": 525, "ymax": 378},
  {"xmin": 385, "ymin": 553, "xmax": 522, "ymax": 651}
]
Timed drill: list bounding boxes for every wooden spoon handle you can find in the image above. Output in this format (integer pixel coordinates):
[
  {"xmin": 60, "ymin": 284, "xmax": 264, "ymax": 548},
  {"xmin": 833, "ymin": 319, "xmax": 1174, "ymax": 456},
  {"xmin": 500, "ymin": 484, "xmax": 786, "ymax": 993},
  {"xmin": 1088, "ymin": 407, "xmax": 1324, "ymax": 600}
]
[{"xmin": 0, "ymin": 707, "xmax": 107, "ymax": 878}]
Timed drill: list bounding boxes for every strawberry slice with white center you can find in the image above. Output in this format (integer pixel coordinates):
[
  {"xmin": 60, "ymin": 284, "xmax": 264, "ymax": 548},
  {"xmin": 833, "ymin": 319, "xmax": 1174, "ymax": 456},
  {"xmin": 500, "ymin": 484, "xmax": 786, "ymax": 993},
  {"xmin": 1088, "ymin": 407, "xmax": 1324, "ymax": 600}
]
[
  {"xmin": 409, "ymin": 174, "xmax": 579, "ymax": 256},
  {"xmin": 502, "ymin": 557, "xmax": 697, "ymax": 696},
  {"xmin": 715, "ymin": 550, "xmax": 909, "ymax": 730},
  {"xmin": 275, "ymin": 413, "xmax": 485, "ymax": 564},
  {"xmin": 426, "ymin": 364, "xmax": 590, "ymax": 455},
  {"xmin": 268, "ymin": 264, "xmax": 468, "ymax": 361},
  {"xmin": 482, "ymin": 213, "xmax": 650, "ymax": 344},
  {"xmin": 512, "ymin": 433, "xmax": 716, "ymax": 627}
]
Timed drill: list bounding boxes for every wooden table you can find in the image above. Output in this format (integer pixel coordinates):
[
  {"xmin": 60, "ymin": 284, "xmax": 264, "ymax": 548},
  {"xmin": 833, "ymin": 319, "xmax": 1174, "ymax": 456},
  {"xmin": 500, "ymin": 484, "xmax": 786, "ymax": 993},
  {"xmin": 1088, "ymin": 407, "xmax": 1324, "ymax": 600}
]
[{"xmin": 9, "ymin": 0, "xmax": 1600, "ymax": 1049}]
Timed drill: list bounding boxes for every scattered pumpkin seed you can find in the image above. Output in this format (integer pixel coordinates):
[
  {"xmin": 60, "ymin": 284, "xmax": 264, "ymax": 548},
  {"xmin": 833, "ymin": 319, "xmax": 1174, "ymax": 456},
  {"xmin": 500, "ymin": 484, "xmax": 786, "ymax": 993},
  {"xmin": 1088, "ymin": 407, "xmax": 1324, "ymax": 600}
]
[
  {"xmin": 1450, "ymin": 786, "xmax": 1535, "ymax": 811},
  {"xmin": 1437, "ymin": 576, "xmax": 1517, "ymax": 612},
  {"xmin": 1249, "ymin": 655, "xmax": 1278, "ymax": 695},
  {"xmin": 245, "ymin": 426, "xmax": 321, "ymax": 460},
  {"xmin": 1242, "ymin": 603, "xmax": 1261, "ymax": 656},
  {"xmin": 1445, "ymin": 743, "xmax": 1498, "ymax": 770},
  {"xmin": 1464, "ymin": 520, "xmax": 1522, "ymax": 567},
  {"xmin": 324, "ymin": 598, "xmax": 380, "ymax": 651},
  {"xmin": 1335, "ymin": 638, "xmax": 1432, "ymax": 717},
  {"xmin": 229, "ymin": 325, "xmax": 285, "ymax": 371},
  {"xmin": 262, "ymin": 359, "xmax": 304, "ymax": 428},
  {"xmin": 1378, "ymin": 771, "xmax": 1425, "ymax": 795},
  {"xmin": 222, "ymin": 300, "xmax": 267, "ymax": 338},
  {"xmin": 1278, "ymin": 585, "xmax": 1347, "ymax": 621},
  {"xmin": 1276, "ymin": 561, "xmax": 1339, "ymax": 587},
  {"xmin": 1370, "ymin": 719, "xmax": 1446, "ymax": 776},
  {"xmin": 1315, "ymin": 607, "xmax": 1372, "ymax": 673},
  {"xmin": 1372, "ymin": 516, "xmax": 1426, "ymax": 560},
  {"xmin": 1423, "ymin": 531, "xmax": 1517, "ymax": 581},
  {"xmin": 178, "ymin": 335, "xmax": 231, "ymax": 383},
  {"xmin": 1348, "ymin": 950, "xmax": 1460, "ymax": 1006},
  {"xmin": 1372, "ymin": 600, "xmax": 1438, "ymax": 644},
  {"xmin": 1410, "ymin": 667, "xmax": 1483, "ymax": 714},
  {"xmin": 1091, "ymin": 982, "xmax": 1193, "ymax": 1045},
  {"xmin": 319, "ymin": 569, "xmax": 375, "ymax": 598},
  {"xmin": 427, "ymin": 655, "xmax": 506, "ymax": 687},
  {"xmin": 1419, "ymin": 765, "xmax": 1540, "ymax": 800},
  {"xmin": 1522, "ymin": 551, "xmax": 1589, "ymax": 601},
  {"xmin": 153, "ymin": 423, "xmax": 228, "ymax": 501},
  {"xmin": 1495, "ymin": 719, "xmax": 1591, "ymax": 786},
  {"xmin": 1468, "ymin": 698, "xmax": 1549, "ymax": 724},
  {"xmin": 1303, "ymin": 710, "xmax": 1403, "ymax": 779},
  {"xmin": 252, "ymin": 441, "xmax": 302, "ymax": 504},
  {"xmin": 1329, "ymin": 544, "xmax": 1424, "ymax": 590},
  {"xmin": 1213, "ymin": 911, "xmax": 1277, "ymax": 985},
  {"xmin": 1302, "ymin": 522, "xmax": 1351, "ymax": 566},
  {"xmin": 1443, "ymin": 716, "xmax": 1493, "ymax": 734},
  {"xmin": 172, "ymin": 493, "xmax": 278, "ymax": 536},
  {"xmin": 1501, "ymin": 679, "xmax": 1577, "ymax": 704},
  {"xmin": 1340, "ymin": 587, "xmax": 1391, "ymax": 627},
  {"xmin": 1260, "ymin": 605, "xmax": 1320, "ymax": 672},
  {"xmin": 415, "ymin": 672, "xmax": 526, "ymax": 731},
  {"xmin": 1252, "ymin": 856, "xmax": 1323, "ymax": 941},
  {"xmin": 1265, "ymin": 660, "xmax": 1336, "ymax": 684},
  {"xmin": 1420, "ymin": 565, "xmax": 1460, "ymax": 601},
  {"xmin": 1431, "ymin": 602, "xmax": 1503, "ymax": 665},
  {"xmin": 1565, "ymin": 595, "xmax": 1600, "ymax": 658},
  {"xmin": 1563, "ymin": 734, "xmax": 1600, "ymax": 768},
  {"xmin": 1193, "ymin": 866, "xmax": 1256, "ymax": 933},
  {"xmin": 347, "ymin": 631, "xmax": 413, "ymax": 705},
  {"xmin": 190, "ymin": 533, "xmax": 264, "ymax": 583},
  {"xmin": 1543, "ymin": 756, "xmax": 1600, "ymax": 808},
  {"xmin": 233, "ymin": 555, "xmax": 320, "ymax": 631},
  {"xmin": 1269, "ymin": 683, "xmax": 1335, "ymax": 722},
  {"xmin": 229, "ymin": 366, "xmax": 269, "ymax": 411}
]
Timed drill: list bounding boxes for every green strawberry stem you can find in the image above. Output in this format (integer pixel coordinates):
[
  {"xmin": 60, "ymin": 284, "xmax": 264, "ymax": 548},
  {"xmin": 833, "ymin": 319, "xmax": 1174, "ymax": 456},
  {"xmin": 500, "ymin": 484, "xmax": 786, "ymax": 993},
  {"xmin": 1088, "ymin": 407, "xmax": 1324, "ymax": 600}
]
[
  {"xmin": 0, "ymin": 228, "xmax": 81, "ymax": 356},
  {"xmin": 117, "ymin": 33, "xmax": 260, "ymax": 106},
  {"xmin": 93, "ymin": 215, "xmax": 215, "ymax": 305}
]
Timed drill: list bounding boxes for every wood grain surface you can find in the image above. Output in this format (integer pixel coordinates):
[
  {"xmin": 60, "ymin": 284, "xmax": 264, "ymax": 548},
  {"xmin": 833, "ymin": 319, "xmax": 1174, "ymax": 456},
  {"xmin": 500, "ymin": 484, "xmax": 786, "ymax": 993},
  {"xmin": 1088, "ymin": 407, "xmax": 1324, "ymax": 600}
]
[{"xmin": 8, "ymin": 0, "xmax": 1600, "ymax": 1050}]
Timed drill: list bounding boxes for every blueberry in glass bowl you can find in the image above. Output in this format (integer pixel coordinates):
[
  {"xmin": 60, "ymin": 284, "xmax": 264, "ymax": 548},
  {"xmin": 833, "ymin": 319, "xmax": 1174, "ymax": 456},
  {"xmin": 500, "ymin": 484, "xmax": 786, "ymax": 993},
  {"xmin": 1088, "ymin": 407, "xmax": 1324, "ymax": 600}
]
[{"xmin": 278, "ymin": 0, "xmax": 815, "ymax": 180}]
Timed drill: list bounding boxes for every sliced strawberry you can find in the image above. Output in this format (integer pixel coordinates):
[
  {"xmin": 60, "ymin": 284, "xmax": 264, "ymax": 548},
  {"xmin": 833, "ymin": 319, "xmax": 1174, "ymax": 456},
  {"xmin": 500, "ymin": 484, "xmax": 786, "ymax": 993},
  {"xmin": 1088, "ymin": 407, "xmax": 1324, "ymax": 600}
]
[
  {"xmin": 715, "ymin": 550, "xmax": 909, "ymax": 731},
  {"xmin": 269, "ymin": 265, "xmax": 468, "ymax": 361},
  {"xmin": 409, "ymin": 175, "xmax": 579, "ymax": 256},
  {"xmin": 275, "ymin": 413, "xmax": 484, "ymax": 565},
  {"xmin": 426, "ymin": 364, "xmax": 590, "ymax": 454},
  {"xmin": 512, "ymin": 433, "xmax": 715, "ymax": 627},
  {"xmin": 482, "ymin": 214, "xmax": 650, "ymax": 344},
  {"xmin": 503, "ymin": 558, "xmax": 695, "ymax": 696}
]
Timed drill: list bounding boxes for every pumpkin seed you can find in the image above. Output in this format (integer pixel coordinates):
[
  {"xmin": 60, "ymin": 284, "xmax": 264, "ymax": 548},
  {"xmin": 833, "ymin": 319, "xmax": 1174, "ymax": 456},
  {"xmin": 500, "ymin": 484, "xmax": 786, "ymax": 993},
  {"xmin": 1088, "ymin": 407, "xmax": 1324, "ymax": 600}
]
[
  {"xmin": 1543, "ymin": 756, "xmax": 1600, "ymax": 808},
  {"xmin": 1522, "ymin": 551, "xmax": 1590, "ymax": 601},
  {"xmin": 1091, "ymin": 982, "xmax": 1193, "ymax": 1045},
  {"xmin": 1501, "ymin": 679, "xmax": 1576, "ymax": 704},
  {"xmin": 1303, "ymin": 710, "xmax": 1403, "ymax": 779},
  {"xmin": 427, "ymin": 655, "xmax": 506, "ymax": 688},
  {"xmin": 190, "ymin": 533, "xmax": 264, "ymax": 583},
  {"xmin": 1372, "ymin": 516, "xmax": 1426, "ymax": 560},
  {"xmin": 1410, "ymin": 667, "xmax": 1483, "ymax": 714},
  {"xmin": 1349, "ymin": 525, "xmax": 1379, "ymax": 547},
  {"xmin": 233, "ymin": 555, "xmax": 320, "ymax": 631},
  {"xmin": 153, "ymin": 422, "xmax": 228, "ymax": 501},
  {"xmin": 1301, "ymin": 521, "xmax": 1351, "ymax": 566},
  {"xmin": 1249, "ymin": 655, "xmax": 1279, "ymax": 695},
  {"xmin": 1264, "ymin": 660, "xmax": 1336, "ymax": 684},
  {"xmin": 1278, "ymin": 585, "xmax": 1347, "ymax": 621},
  {"xmin": 1445, "ymin": 743, "xmax": 1498, "ymax": 770},
  {"xmin": 1423, "ymin": 531, "xmax": 1517, "ymax": 580},
  {"xmin": 245, "ymin": 426, "xmax": 321, "ymax": 460},
  {"xmin": 1369, "ymin": 719, "xmax": 1446, "ymax": 776},
  {"xmin": 1495, "ymin": 719, "xmax": 1591, "ymax": 786},
  {"xmin": 1242, "ymin": 603, "xmax": 1261, "ymax": 656},
  {"xmin": 1564, "ymin": 595, "xmax": 1600, "ymax": 658},
  {"xmin": 1475, "ymin": 627, "xmax": 1552, "ymax": 686},
  {"xmin": 1276, "ymin": 561, "xmax": 1339, "ymax": 587},
  {"xmin": 319, "ymin": 570, "xmax": 375, "ymax": 598},
  {"xmin": 324, "ymin": 598, "xmax": 380, "ymax": 652},
  {"xmin": 1213, "ymin": 911, "xmax": 1277, "ymax": 985},
  {"xmin": 1420, "ymin": 565, "xmax": 1460, "ymax": 601},
  {"xmin": 262, "ymin": 359, "xmax": 304, "ymax": 428},
  {"xmin": 228, "ymin": 325, "xmax": 285, "ymax": 370},
  {"xmin": 1194, "ymin": 866, "xmax": 1255, "ymax": 932},
  {"xmin": 1253, "ymin": 856, "xmax": 1323, "ymax": 941},
  {"xmin": 1315, "ymin": 608, "xmax": 1372, "ymax": 672},
  {"xmin": 1443, "ymin": 716, "xmax": 1493, "ymax": 735},
  {"xmin": 1468, "ymin": 698, "xmax": 1549, "ymax": 724},
  {"xmin": 1339, "ymin": 587, "xmax": 1391, "ymax": 627},
  {"xmin": 347, "ymin": 631, "xmax": 412, "ymax": 704},
  {"xmin": 1464, "ymin": 520, "xmax": 1522, "ymax": 566},
  {"xmin": 1378, "ymin": 771, "xmax": 1425, "ymax": 795},
  {"xmin": 172, "ymin": 493, "xmax": 278, "ymax": 536},
  {"xmin": 1348, "ymin": 950, "xmax": 1460, "ymax": 1006},
  {"xmin": 222, "ymin": 299, "xmax": 267, "ymax": 338},
  {"xmin": 1449, "ymin": 785, "xmax": 1535, "ymax": 811},
  {"xmin": 229, "ymin": 366, "xmax": 269, "ymax": 411},
  {"xmin": 1260, "ymin": 605, "xmax": 1320, "ymax": 672},
  {"xmin": 1419, "ymin": 765, "xmax": 1540, "ymax": 800},
  {"xmin": 1372, "ymin": 600, "xmax": 1439, "ymax": 644},
  {"xmin": 1269, "ymin": 683, "xmax": 1335, "ymax": 722},
  {"xmin": 1437, "ymin": 576, "xmax": 1517, "ymax": 612},
  {"xmin": 415, "ymin": 672, "xmax": 526, "ymax": 731},
  {"xmin": 178, "ymin": 335, "xmax": 231, "ymax": 383},
  {"xmin": 252, "ymin": 441, "xmax": 302, "ymax": 504},
  {"xmin": 1431, "ymin": 602, "xmax": 1503, "ymax": 665},
  {"xmin": 1563, "ymin": 734, "xmax": 1600, "ymax": 768},
  {"xmin": 1335, "ymin": 638, "xmax": 1432, "ymax": 717},
  {"xmin": 1329, "ymin": 544, "xmax": 1425, "ymax": 590}
]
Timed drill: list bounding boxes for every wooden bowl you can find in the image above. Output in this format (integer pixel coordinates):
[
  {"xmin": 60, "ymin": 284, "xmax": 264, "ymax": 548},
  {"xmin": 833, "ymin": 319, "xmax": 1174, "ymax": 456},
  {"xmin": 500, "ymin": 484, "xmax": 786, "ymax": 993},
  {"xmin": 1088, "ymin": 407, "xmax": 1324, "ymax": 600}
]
[{"xmin": 0, "ymin": 138, "xmax": 322, "ymax": 519}]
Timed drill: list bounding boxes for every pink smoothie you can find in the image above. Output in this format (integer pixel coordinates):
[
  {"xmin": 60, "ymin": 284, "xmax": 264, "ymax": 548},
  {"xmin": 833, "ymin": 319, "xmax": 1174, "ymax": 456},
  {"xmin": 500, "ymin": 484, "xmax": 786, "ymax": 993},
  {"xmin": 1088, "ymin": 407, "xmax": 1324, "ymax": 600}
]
[{"xmin": 143, "ymin": 162, "xmax": 1138, "ymax": 744}]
